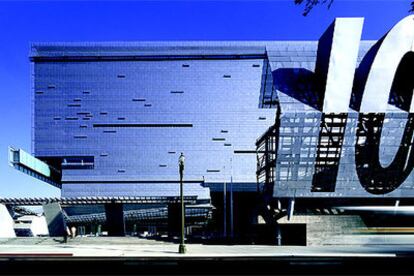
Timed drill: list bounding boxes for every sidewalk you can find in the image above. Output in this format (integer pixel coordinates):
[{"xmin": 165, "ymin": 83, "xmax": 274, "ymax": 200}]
[{"xmin": 0, "ymin": 237, "xmax": 404, "ymax": 257}]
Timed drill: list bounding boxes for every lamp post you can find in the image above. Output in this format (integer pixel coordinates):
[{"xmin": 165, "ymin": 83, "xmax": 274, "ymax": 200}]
[{"xmin": 178, "ymin": 153, "xmax": 186, "ymax": 254}]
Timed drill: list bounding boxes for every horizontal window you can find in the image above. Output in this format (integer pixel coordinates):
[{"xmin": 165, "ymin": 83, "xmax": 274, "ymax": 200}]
[
  {"xmin": 207, "ymin": 169, "xmax": 220, "ymax": 173},
  {"xmin": 258, "ymin": 117, "xmax": 266, "ymax": 120},
  {"xmin": 35, "ymin": 91, "xmax": 44, "ymax": 94},
  {"xmin": 144, "ymin": 104, "xmax": 152, "ymax": 107},
  {"xmin": 132, "ymin": 98, "xmax": 146, "ymax": 102},
  {"xmin": 77, "ymin": 112, "xmax": 91, "ymax": 115},
  {"xmin": 234, "ymin": 150, "xmax": 256, "ymax": 154},
  {"xmin": 168, "ymin": 151, "xmax": 176, "ymax": 154},
  {"xmin": 82, "ymin": 118, "xmax": 91, "ymax": 120},
  {"xmin": 117, "ymin": 75, "xmax": 126, "ymax": 78},
  {"xmin": 100, "ymin": 112, "xmax": 108, "ymax": 115},
  {"xmin": 212, "ymin": 138, "xmax": 225, "ymax": 141},
  {"xmin": 82, "ymin": 91, "xmax": 90, "ymax": 94},
  {"xmin": 79, "ymin": 125, "xmax": 87, "ymax": 128},
  {"xmin": 159, "ymin": 164, "xmax": 167, "ymax": 168},
  {"xmin": 65, "ymin": 117, "xmax": 78, "ymax": 120},
  {"xmin": 117, "ymin": 117, "xmax": 126, "ymax": 120},
  {"xmin": 53, "ymin": 117, "xmax": 61, "ymax": 120},
  {"xmin": 73, "ymin": 135, "xmax": 87, "ymax": 139},
  {"xmin": 103, "ymin": 130, "xmax": 117, "ymax": 133},
  {"xmin": 62, "ymin": 156, "xmax": 94, "ymax": 170},
  {"xmin": 252, "ymin": 64, "xmax": 261, "ymax": 67},
  {"xmin": 223, "ymin": 75, "xmax": 231, "ymax": 78},
  {"xmin": 68, "ymin": 104, "xmax": 81, "ymax": 107},
  {"xmin": 93, "ymin": 123, "xmax": 193, "ymax": 128},
  {"xmin": 224, "ymin": 143, "xmax": 232, "ymax": 147},
  {"xmin": 73, "ymin": 98, "xmax": 81, "ymax": 102},
  {"xmin": 118, "ymin": 169, "xmax": 126, "ymax": 173},
  {"xmin": 170, "ymin": 91, "xmax": 184, "ymax": 94},
  {"xmin": 182, "ymin": 64, "xmax": 190, "ymax": 68},
  {"xmin": 221, "ymin": 130, "xmax": 228, "ymax": 133},
  {"xmin": 47, "ymin": 85, "xmax": 56, "ymax": 89},
  {"xmin": 100, "ymin": 153, "xmax": 108, "ymax": 157}
]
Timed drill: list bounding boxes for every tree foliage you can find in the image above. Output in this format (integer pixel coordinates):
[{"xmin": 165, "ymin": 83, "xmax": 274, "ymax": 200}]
[{"xmin": 295, "ymin": 0, "xmax": 414, "ymax": 16}]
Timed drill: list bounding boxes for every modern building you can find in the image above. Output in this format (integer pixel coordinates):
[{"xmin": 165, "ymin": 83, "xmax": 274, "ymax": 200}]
[
  {"xmin": 9, "ymin": 15, "xmax": 414, "ymax": 243},
  {"xmin": 22, "ymin": 41, "xmax": 278, "ymax": 238}
]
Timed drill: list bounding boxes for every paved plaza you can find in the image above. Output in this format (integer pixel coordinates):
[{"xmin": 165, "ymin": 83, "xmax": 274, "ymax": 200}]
[
  {"xmin": 2, "ymin": 237, "xmax": 414, "ymax": 275},
  {"xmin": 0, "ymin": 237, "xmax": 412, "ymax": 257}
]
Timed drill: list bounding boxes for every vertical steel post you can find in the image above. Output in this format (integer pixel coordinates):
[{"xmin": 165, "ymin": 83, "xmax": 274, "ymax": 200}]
[
  {"xmin": 230, "ymin": 158, "xmax": 234, "ymax": 239},
  {"xmin": 223, "ymin": 178, "xmax": 227, "ymax": 238}
]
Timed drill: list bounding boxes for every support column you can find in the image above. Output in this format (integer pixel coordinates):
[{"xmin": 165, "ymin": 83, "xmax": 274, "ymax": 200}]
[
  {"xmin": 43, "ymin": 202, "xmax": 67, "ymax": 239},
  {"xmin": 0, "ymin": 204, "xmax": 16, "ymax": 238},
  {"xmin": 168, "ymin": 203, "xmax": 180, "ymax": 238},
  {"xmin": 104, "ymin": 203, "xmax": 125, "ymax": 236}
]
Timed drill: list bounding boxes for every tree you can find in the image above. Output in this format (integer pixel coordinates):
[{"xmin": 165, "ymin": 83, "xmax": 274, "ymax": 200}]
[
  {"xmin": 294, "ymin": 0, "xmax": 334, "ymax": 16},
  {"xmin": 295, "ymin": 0, "xmax": 414, "ymax": 16}
]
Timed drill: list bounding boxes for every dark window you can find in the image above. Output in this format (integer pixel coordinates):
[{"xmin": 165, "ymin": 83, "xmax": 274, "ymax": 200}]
[
  {"xmin": 207, "ymin": 169, "xmax": 220, "ymax": 173},
  {"xmin": 118, "ymin": 169, "xmax": 126, "ymax": 173},
  {"xmin": 168, "ymin": 151, "xmax": 176, "ymax": 154},
  {"xmin": 221, "ymin": 130, "xmax": 228, "ymax": 133},
  {"xmin": 93, "ymin": 123, "xmax": 193, "ymax": 128},
  {"xmin": 182, "ymin": 64, "xmax": 190, "ymax": 68},
  {"xmin": 65, "ymin": 117, "xmax": 78, "ymax": 121},
  {"xmin": 74, "ymin": 135, "xmax": 87, "ymax": 139},
  {"xmin": 103, "ymin": 130, "xmax": 117, "ymax": 133},
  {"xmin": 223, "ymin": 75, "xmax": 231, "ymax": 78},
  {"xmin": 117, "ymin": 117, "xmax": 126, "ymax": 120},
  {"xmin": 258, "ymin": 117, "xmax": 266, "ymax": 120},
  {"xmin": 117, "ymin": 75, "xmax": 126, "ymax": 78},
  {"xmin": 100, "ymin": 153, "xmax": 108, "ymax": 157},
  {"xmin": 100, "ymin": 112, "xmax": 108, "ymax": 115},
  {"xmin": 170, "ymin": 91, "xmax": 184, "ymax": 94},
  {"xmin": 224, "ymin": 143, "xmax": 232, "ymax": 147},
  {"xmin": 132, "ymin": 98, "xmax": 146, "ymax": 102},
  {"xmin": 144, "ymin": 104, "xmax": 152, "ymax": 107},
  {"xmin": 252, "ymin": 64, "xmax": 260, "ymax": 67},
  {"xmin": 212, "ymin": 138, "xmax": 225, "ymax": 141},
  {"xmin": 53, "ymin": 117, "xmax": 61, "ymax": 120},
  {"xmin": 159, "ymin": 164, "xmax": 167, "ymax": 167},
  {"xmin": 47, "ymin": 85, "xmax": 56, "ymax": 89},
  {"xmin": 35, "ymin": 91, "xmax": 44, "ymax": 94},
  {"xmin": 68, "ymin": 104, "xmax": 81, "ymax": 107},
  {"xmin": 80, "ymin": 125, "xmax": 87, "ymax": 128},
  {"xmin": 61, "ymin": 156, "xmax": 94, "ymax": 170},
  {"xmin": 83, "ymin": 91, "xmax": 90, "ymax": 94},
  {"xmin": 234, "ymin": 150, "xmax": 258, "ymax": 154}
]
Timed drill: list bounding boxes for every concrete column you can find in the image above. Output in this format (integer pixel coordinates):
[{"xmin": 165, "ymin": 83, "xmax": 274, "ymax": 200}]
[
  {"xmin": 104, "ymin": 203, "xmax": 125, "ymax": 236},
  {"xmin": 43, "ymin": 202, "xmax": 67, "ymax": 238},
  {"xmin": 167, "ymin": 203, "xmax": 180, "ymax": 237},
  {"xmin": 0, "ymin": 204, "xmax": 16, "ymax": 238}
]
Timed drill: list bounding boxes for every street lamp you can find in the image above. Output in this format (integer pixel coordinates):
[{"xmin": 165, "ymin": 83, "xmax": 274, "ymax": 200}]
[{"xmin": 178, "ymin": 152, "xmax": 186, "ymax": 254}]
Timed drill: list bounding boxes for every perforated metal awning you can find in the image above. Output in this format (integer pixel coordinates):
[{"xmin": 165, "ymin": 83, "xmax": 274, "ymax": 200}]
[{"xmin": 0, "ymin": 196, "xmax": 198, "ymax": 206}]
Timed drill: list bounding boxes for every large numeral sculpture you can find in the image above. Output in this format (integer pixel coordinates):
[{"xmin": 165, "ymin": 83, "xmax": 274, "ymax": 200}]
[{"xmin": 309, "ymin": 16, "xmax": 414, "ymax": 194}]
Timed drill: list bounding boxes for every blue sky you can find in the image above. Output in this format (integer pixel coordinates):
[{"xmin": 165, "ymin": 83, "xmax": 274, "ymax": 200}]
[{"xmin": 0, "ymin": 0, "xmax": 410, "ymax": 198}]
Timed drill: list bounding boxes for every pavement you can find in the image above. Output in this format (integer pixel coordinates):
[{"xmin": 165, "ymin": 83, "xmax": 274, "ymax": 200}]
[
  {"xmin": 0, "ymin": 236, "xmax": 408, "ymax": 257},
  {"xmin": 1, "ymin": 237, "xmax": 414, "ymax": 275}
]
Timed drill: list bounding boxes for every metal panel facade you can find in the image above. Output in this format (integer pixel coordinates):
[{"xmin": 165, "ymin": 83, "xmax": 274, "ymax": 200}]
[{"xmin": 31, "ymin": 42, "xmax": 277, "ymax": 199}]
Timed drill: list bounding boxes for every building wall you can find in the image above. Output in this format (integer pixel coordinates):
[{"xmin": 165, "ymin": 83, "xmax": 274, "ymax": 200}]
[{"xmin": 32, "ymin": 43, "xmax": 277, "ymax": 198}]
